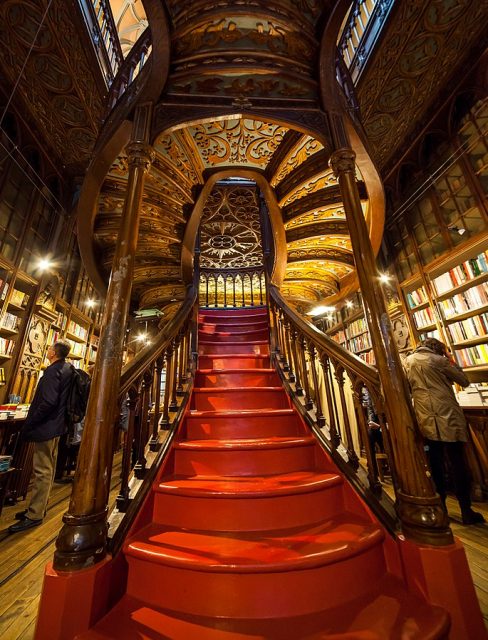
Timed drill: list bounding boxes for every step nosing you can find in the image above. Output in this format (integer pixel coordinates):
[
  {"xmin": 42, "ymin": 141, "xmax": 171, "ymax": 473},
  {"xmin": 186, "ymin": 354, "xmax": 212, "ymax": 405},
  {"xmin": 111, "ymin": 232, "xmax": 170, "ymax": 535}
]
[
  {"xmin": 175, "ymin": 436, "xmax": 315, "ymax": 451},
  {"xmin": 125, "ymin": 526, "xmax": 384, "ymax": 574},
  {"xmin": 188, "ymin": 408, "xmax": 295, "ymax": 417}
]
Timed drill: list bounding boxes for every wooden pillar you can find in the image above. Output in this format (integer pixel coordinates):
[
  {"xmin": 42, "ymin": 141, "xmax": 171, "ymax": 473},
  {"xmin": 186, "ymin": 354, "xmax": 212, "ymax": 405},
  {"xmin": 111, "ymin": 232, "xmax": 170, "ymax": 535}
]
[
  {"xmin": 54, "ymin": 104, "xmax": 155, "ymax": 570},
  {"xmin": 160, "ymin": 346, "xmax": 173, "ymax": 427},
  {"xmin": 329, "ymin": 136, "xmax": 451, "ymax": 545},
  {"xmin": 169, "ymin": 338, "xmax": 179, "ymax": 411},
  {"xmin": 116, "ymin": 388, "xmax": 138, "ymax": 511},
  {"xmin": 134, "ymin": 369, "xmax": 152, "ymax": 479}
]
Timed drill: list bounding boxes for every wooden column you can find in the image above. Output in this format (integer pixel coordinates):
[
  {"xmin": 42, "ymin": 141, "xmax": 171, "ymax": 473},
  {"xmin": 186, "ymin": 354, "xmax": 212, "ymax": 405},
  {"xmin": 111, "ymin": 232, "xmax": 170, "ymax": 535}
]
[
  {"xmin": 54, "ymin": 104, "xmax": 155, "ymax": 570},
  {"xmin": 329, "ymin": 140, "xmax": 451, "ymax": 545}
]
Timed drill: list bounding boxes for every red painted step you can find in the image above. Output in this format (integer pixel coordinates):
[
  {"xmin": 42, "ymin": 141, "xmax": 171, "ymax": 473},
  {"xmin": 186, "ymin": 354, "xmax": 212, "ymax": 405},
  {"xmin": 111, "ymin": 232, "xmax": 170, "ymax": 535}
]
[
  {"xmin": 198, "ymin": 340, "xmax": 269, "ymax": 355},
  {"xmin": 173, "ymin": 435, "xmax": 317, "ymax": 476},
  {"xmin": 199, "ymin": 308, "xmax": 267, "ymax": 319},
  {"xmin": 195, "ymin": 368, "xmax": 279, "ymax": 388},
  {"xmin": 199, "ymin": 320, "xmax": 269, "ymax": 332},
  {"xmin": 77, "ymin": 575, "xmax": 450, "ymax": 639},
  {"xmin": 185, "ymin": 408, "xmax": 300, "ymax": 439},
  {"xmin": 191, "ymin": 386, "xmax": 288, "ymax": 410},
  {"xmin": 199, "ymin": 329, "xmax": 269, "ymax": 343},
  {"xmin": 124, "ymin": 517, "xmax": 386, "ymax": 618},
  {"xmin": 198, "ymin": 353, "xmax": 270, "ymax": 369},
  {"xmin": 153, "ymin": 470, "xmax": 345, "ymax": 531}
]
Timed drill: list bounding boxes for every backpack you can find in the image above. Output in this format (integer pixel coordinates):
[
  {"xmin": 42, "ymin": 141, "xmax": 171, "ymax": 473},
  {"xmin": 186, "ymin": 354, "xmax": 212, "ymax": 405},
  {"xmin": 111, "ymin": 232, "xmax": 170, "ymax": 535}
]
[{"xmin": 66, "ymin": 366, "xmax": 91, "ymax": 426}]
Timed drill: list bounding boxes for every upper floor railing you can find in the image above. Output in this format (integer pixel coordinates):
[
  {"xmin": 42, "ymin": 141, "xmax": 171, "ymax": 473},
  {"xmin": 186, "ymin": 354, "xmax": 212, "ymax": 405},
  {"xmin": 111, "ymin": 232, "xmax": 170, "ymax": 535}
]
[
  {"xmin": 78, "ymin": 0, "xmax": 124, "ymax": 86},
  {"xmin": 338, "ymin": 0, "xmax": 395, "ymax": 84},
  {"xmin": 199, "ymin": 267, "xmax": 266, "ymax": 309}
]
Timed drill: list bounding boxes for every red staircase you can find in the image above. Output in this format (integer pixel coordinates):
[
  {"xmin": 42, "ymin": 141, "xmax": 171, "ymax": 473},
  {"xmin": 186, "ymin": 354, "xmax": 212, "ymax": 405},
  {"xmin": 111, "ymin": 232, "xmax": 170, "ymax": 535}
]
[{"xmin": 79, "ymin": 307, "xmax": 450, "ymax": 639}]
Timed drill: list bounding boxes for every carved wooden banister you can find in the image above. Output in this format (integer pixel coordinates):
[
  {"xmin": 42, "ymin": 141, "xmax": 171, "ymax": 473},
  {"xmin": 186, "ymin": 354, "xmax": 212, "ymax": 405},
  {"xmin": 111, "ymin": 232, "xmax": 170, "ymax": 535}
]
[
  {"xmin": 270, "ymin": 286, "xmax": 379, "ymax": 388},
  {"xmin": 200, "ymin": 267, "xmax": 266, "ymax": 308},
  {"xmin": 119, "ymin": 285, "xmax": 197, "ymax": 396}
]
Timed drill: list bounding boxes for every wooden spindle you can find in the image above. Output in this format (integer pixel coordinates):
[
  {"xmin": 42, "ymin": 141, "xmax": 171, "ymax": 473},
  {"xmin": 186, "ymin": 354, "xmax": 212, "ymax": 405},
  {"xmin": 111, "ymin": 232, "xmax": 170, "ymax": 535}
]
[
  {"xmin": 320, "ymin": 355, "xmax": 340, "ymax": 448},
  {"xmin": 116, "ymin": 388, "xmax": 139, "ymax": 511},
  {"xmin": 161, "ymin": 346, "xmax": 172, "ymax": 427},
  {"xmin": 308, "ymin": 343, "xmax": 325, "ymax": 426},
  {"xmin": 149, "ymin": 357, "xmax": 163, "ymax": 451},
  {"xmin": 334, "ymin": 368, "xmax": 359, "ymax": 469}
]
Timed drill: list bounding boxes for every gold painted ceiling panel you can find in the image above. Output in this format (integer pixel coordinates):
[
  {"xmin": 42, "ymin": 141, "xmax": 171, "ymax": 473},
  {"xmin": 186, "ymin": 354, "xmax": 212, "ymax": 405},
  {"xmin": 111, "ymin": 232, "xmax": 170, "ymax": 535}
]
[{"xmin": 270, "ymin": 136, "xmax": 324, "ymax": 187}]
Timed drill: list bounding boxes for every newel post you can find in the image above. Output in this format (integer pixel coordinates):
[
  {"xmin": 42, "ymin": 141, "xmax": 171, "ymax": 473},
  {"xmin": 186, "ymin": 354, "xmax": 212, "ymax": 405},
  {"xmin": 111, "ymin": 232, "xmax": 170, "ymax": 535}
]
[
  {"xmin": 328, "ymin": 122, "xmax": 452, "ymax": 545},
  {"xmin": 54, "ymin": 103, "xmax": 155, "ymax": 570}
]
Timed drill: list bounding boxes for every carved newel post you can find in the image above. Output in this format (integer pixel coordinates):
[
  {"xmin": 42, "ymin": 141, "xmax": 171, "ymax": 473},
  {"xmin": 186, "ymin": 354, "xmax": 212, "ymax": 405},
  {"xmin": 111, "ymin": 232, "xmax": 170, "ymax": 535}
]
[
  {"xmin": 54, "ymin": 104, "xmax": 155, "ymax": 570},
  {"xmin": 329, "ymin": 142, "xmax": 452, "ymax": 545}
]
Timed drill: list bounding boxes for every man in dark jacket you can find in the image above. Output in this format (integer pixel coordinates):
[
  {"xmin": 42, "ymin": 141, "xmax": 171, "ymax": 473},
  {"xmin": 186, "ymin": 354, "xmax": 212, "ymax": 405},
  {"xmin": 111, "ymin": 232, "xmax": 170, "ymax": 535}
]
[
  {"xmin": 9, "ymin": 339, "xmax": 73, "ymax": 533},
  {"xmin": 405, "ymin": 337, "xmax": 485, "ymax": 525}
]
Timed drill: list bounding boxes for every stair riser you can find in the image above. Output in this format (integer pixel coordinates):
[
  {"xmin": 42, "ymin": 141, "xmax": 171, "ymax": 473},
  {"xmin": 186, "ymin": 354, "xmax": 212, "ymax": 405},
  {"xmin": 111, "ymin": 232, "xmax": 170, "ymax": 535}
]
[
  {"xmin": 199, "ymin": 309, "xmax": 267, "ymax": 319},
  {"xmin": 194, "ymin": 371, "xmax": 279, "ymax": 388},
  {"xmin": 199, "ymin": 331, "xmax": 268, "ymax": 343},
  {"xmin": 126, "ymin": 544, "xmax": 386, "ymax": 618},
  {"xmin": 198, "ymin": 342, "xmax": 269, "ymax": 355},
  {"xmin": 185, "ymin": 413, "xmax": 301, "ymax": 439},
  {"xmin": 173, "ymin": 444, "xmax": 316, "ymax": 476},
  {"xmin": 192, "ymin": 389, "xmax": 288, "ymax": 411},
  {"xmin": 198, "ymin": 355, "xmax": 270, "ymax": 369},
  {"xmin": 199, "ymin": 322, "xmax": 268, "ymax": 332},
  {"xmin": 153, "ymin": 484, "xmax": 345, "ymax": 531}
]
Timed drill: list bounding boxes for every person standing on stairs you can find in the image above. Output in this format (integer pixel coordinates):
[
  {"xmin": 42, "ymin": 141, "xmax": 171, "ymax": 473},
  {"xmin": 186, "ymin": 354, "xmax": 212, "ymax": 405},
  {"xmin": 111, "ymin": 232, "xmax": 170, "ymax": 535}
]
[
  {"xmin": 8, "ymin": 339, "xmax": 73, "ymax": 533},
  {"xmin": 404, "ymin": 337, "xmax": 485, "ymax": 525}
]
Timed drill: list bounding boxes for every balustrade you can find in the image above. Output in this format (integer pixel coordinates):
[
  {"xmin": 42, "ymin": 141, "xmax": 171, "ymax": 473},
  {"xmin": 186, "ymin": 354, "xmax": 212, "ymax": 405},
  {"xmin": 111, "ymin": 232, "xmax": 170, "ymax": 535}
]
[{"xmin": 269, "ymin": 286, "xmax": 398, "ymax": 525}]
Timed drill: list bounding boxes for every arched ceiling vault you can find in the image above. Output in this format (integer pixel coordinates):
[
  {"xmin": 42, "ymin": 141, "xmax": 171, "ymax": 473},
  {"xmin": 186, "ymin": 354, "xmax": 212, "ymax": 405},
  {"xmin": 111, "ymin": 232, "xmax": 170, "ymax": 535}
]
[{"xmin": 92, "ymin": 113, "xmax": 373, "ymax": 313}]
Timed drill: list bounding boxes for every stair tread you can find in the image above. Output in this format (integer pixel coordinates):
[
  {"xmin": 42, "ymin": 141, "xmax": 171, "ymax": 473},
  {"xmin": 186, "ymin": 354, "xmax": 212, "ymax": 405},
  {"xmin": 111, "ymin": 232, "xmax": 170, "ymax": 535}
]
[
  {"xmin": 193, "ymin": 386, "xmax": 284, "ymax": 392},
  {"xmin": 175, "ymin": 435, "xmax": 315, "ymax": 450},
  {"xmin": 197, "ymin": 368, "xmax": 275, "ymax": 373},
  {"xmin": 125, "ymin": 516, "xmax": 384, "ymax": 573},
  {"xmin": 199, "ymin": 339, "xmax": 268, "ymax": 344},
  {"xmin": 189, "ymin": 408, "xmax": 295, "ymax": 417},
  {"xmin": 157, "ymin": 470, "xmax": 342, "ymax": 497},
  {"xmin": 77, "ymin": 575, "xmax": 450, "ymax": 639}
]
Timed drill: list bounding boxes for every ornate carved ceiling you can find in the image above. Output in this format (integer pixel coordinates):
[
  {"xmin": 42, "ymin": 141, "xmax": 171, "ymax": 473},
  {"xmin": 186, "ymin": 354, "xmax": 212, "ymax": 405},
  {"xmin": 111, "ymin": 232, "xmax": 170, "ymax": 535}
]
[
  {"xmin": 357, "ymin": 0, "xmax": 488, "ymax": 173},
  {"xmin": 0, "ymin": 0, "xmax": 106, "ymax": 174}
]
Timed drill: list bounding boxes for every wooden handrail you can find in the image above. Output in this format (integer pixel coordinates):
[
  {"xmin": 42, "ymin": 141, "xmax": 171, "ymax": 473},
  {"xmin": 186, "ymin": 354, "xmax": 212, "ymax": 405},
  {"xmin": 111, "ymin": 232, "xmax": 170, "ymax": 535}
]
[
  {"xmin": 269, "ymin": 285, "xmax": 379, "ymax": 387},
  {"xmin": 120, "ymin": 285, "xmax": 197, "ymax": 396}
]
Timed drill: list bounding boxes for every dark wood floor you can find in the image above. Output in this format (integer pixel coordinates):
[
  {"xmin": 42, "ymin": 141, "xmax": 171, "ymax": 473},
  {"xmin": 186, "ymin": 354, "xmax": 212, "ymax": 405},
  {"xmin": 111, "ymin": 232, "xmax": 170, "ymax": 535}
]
[{"xmin": 0, "ymin": 472, "xmax": 486, "ymax": 639}]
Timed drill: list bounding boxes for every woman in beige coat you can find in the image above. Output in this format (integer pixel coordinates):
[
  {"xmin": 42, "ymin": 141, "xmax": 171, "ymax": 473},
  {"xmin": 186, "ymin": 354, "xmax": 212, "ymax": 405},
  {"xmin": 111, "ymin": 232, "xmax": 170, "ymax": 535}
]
[{"xmin": 405, "ymin": 338, "xmax": 484, "ymax": 525}]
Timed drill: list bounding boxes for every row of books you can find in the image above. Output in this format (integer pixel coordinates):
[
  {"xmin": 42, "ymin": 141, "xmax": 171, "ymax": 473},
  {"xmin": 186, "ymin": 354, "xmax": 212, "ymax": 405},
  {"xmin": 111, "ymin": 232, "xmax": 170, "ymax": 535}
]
[
  {"xmin": 406, "ymin": 286, "xmax": 428, "ymax": 309},
  {"xmin": 358, "ymin": 350, "xmax": 375, "ymax": 365},
  {"xmin": 332, "ymin": 330, "xmax": 347, "ymax": 344},
  {"xmin": 348, "ymin": 317, "xmax": 368, "ymax": 337},
  {"xmin": 412, "ymin": 306, "xmax": 434, "ymax": 329},
  {"xmin": 66, "ymin": 320, "xmax": 89, "ymax": 341},
  {"xmin": 349, "ymin": 334, "xmax": 372, "ymax": 353},
  {"xmin": 0, "ymin": 312, "xmax": 20, "ymax": 331},
  {"xmin": 439, "ymin": 283, "xmax": 488, "ymax": 318},
  {"xmin": 447, "ymin": 313, "xmax": 488, "ymax": 344},
  {"xmin": 0, "ymin": 337, "xmax": 15, "ymax": 356},
  {"xmin": 432, "ymin": 251, "xmax": 488, "ymax": 294},
  {"xmin": 455, "ymin": 344, "xmax": 488, "ymax": 368}
]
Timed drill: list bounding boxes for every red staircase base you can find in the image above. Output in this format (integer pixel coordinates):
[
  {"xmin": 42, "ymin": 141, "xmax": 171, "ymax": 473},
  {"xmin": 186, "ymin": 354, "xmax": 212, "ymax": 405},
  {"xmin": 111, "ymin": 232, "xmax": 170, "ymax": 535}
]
[{"xmin": 34, "ymin": 307, "xmax": 485, "ymax": 639}]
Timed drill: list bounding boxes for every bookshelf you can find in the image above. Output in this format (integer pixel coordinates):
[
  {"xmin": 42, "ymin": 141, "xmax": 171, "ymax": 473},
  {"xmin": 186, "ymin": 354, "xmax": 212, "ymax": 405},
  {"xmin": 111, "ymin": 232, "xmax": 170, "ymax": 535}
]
[{"xmin": 402, "ymin": 236, "xmax": 488, "ymax": 379}]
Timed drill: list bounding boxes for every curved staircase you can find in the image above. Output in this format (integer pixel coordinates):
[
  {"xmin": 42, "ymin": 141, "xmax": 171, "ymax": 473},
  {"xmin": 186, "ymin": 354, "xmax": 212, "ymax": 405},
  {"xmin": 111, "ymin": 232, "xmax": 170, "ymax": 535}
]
[{"xmin": 79, "ymin": 307, "xmax": 450, "ymax": 639}]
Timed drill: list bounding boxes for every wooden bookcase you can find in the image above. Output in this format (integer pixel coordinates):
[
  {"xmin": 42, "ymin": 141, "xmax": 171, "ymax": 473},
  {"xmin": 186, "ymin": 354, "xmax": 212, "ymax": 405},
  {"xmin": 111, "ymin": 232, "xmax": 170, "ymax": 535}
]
[{"xmin": 402, "ymin": 234, "xmax": 488, "ymax": 380}]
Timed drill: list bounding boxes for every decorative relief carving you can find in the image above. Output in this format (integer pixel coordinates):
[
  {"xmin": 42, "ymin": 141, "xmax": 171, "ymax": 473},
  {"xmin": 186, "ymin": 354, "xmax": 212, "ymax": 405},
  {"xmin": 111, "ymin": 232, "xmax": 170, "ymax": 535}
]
[
  {"xmin": 284, "ymin": 206, "xmax": 345, "ymax": 229},
  {"xmin": 200, "ymin": 185, "xmax": 263, "ymax": 269},
  {"xmin": 271, "ymin": 135, "xmax": 324, "ymax": 186},
  {"xmin": 189, "ymin": 119, "xmax": 287, "ymax": 168},
  {"xmin": 287, "ymin": 247, "xmax": 355, "ymax": 266},
  {"xmin": 357, "ymin": 0, "xmax": 488, "ymax": 168},
  {"xmin": 0, "ymin": 0, "xmax": 105, "ymax": 171},
  {"xmin": 280, "ymin": 170, "xmax": 338, "ymax": 207}
]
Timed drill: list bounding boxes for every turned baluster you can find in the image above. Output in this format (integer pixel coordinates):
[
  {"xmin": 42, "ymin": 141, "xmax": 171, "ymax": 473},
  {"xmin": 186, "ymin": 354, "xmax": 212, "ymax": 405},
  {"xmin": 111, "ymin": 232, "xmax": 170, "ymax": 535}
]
[
  {"xmin": 224, "ymin": 275, "xmax": 227, "ymax": 307},
  {"xmin": 289, "ymin": 326, "xmax": 303, "ymax": 395},
  {"xmin": 250, "ymin": 274, "xmax": 254, "ymax": 306},
  {"xmin": 169, "ymin": 337, "xmax": 179, "ymax": 411},
  {"xmin": 334, "ymin": 368, "xmax": 359, "ymax": 469},
  {"xmin": 259, "ymin": 271, "xmax": 264, "ymax": 305},
  {"xmin": 161, "ymin": 346, "xmax": 173, "ymax": 427},
  {"xmin": 319, "ymin": 355, "xmax": 340, "ymax": 448},
  {"xmin": 177, "ymin": 332, "xmax": 186, "ymax": 395},
  {"xmin": 116, "ymin": 388, "xmax": 139, "ymax": 511},
  {"xmin": 134, "ymin": 369, "xmax": 152, "ymax": 479},
  {"xmin": 205, "ymin": 275, "xmax": 209, "ymax": 307},
  {"xmin": 214, "ymin": 276, "xmax": 218, "ymax": 307},
  {"xmin": 241, "ymin": 276, "xmax": 245, "ymax": 307},
  {"xmin": 283, "ymin": 318, "xmax": 295, "ymax": 381},
  {"xmin": 327, "ymin": 359, "xmax": 342, "ymax": 441},
  {"xmin": 308, "ymin": 343, "xmax": 325, "ymax": 426},
  {"xmin": 352, "ymin": 384, "xmax": 381, "ymax": 493},
  {"xmin": 149, "ymin": 357, "xmax": 163, "ymax": 451},
  {"xmin": 298, "ymin": 334, "xmax": 313, "ymax": 409},
  {"xmin": 233, "ymin": 276, "xmax": 236, "ymax": 307}
]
